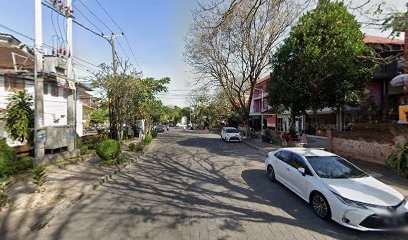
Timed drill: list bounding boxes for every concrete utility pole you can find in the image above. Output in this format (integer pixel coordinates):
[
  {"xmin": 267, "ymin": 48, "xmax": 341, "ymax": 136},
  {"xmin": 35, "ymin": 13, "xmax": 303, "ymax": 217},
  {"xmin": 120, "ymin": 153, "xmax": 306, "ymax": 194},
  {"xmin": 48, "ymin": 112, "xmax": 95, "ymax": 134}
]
[
  {"xmin": 111, "ymin": 34, "xmax": 118, "ymax": 77},
  {"xmin": 103, "ymin": 33, "xmax": 123, "ymax": 140},
  {"xmin": 66, "ymin": 0, "xmax": 76, "ymax": 152},
  {"xmin": 34, "ymin": 0, "xmax": 45, "ymax": 166}
]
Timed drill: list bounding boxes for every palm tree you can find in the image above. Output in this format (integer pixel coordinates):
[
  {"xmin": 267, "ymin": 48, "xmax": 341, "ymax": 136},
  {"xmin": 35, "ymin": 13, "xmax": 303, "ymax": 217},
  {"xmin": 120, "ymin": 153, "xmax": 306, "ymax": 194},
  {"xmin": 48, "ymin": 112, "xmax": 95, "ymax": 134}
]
[{"xmin": 5, "ymin": 90, "xmax": 34, "ymax": 143}]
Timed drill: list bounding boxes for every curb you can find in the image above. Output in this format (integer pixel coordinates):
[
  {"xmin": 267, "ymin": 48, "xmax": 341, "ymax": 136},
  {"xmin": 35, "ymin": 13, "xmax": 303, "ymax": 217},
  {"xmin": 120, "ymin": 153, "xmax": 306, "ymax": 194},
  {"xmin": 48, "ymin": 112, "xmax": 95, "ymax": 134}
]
[
  {"xmin": 242, "ymin": 140, "xmax": 266, "ymax": 153},
  {"xmin": 7, "ymin": 142, "xmax": 152, "ymax": 240}
]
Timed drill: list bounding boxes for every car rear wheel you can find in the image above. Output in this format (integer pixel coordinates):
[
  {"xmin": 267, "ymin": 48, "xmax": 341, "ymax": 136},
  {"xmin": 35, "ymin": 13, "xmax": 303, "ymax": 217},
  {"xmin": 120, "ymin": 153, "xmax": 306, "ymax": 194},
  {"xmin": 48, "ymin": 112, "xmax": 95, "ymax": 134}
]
[
  {"xmin": 267, "ymin": 165, "xmax": 275, "ymax": 182},
  {"xmin": 311, "ymin": 192, "xmax": 331, "ymax": 220}
]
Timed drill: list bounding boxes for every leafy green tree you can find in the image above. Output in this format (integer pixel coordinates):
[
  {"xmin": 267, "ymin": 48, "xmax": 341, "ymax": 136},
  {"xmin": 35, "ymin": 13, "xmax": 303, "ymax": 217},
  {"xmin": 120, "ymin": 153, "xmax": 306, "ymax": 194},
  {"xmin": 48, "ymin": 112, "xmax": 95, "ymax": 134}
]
[
  {"xmin": 268, "ymin": 0, "xmax": 376, "ymax": 130},
  {"xmin": 5, "ymin": 91, "xmax": 34, "ymax": 143},
  {"xmin": 91, "ymin": 62, "xmax": 169, "ymax": 139},
  {"xmin": 88, "ymin": 101, "xmax": 109, "ymax": 125}
]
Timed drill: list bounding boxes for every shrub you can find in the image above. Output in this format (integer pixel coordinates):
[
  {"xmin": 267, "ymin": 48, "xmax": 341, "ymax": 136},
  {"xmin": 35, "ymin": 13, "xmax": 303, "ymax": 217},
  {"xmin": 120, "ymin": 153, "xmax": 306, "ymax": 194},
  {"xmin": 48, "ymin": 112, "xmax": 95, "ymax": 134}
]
[
  {"xmin": 128, "ymin": 143, "xmax": 136, "ymax": 152},
  {"xmin": 117, "ymin": 155, "xmax": 130, "ymax": 165},
  {"xmin": 0, "ymin": 177, "xmax": 10, "ymax": 207},
  {"xmin": 76, "ymin": 133, "xmax": 82, "ymax": 149},
  {"xmin": 102, "ymin": 159, "xmax": 119, "ymax": 166},
  {"xmin": 5, "ymin": 91, "xmax": 34, "ymax": 143},
  {"xmin": 14, "ymin": 156, "xmax": 33, "ymax": 173},
  {"xmin": 32, "ymin": 165, "xmax": 47, "ymax": 192},
  {"xmin": 83, "ymin": 133, "xmax": 109, "ymax": 149},
  {"xmin": 387, "ymin": 142, "xmax": 408, "ymax": 177},
  {"xmin": 96, "ymin": 139, "xmax": 121, "ymax": 161},
  {"xmin": 80, "ymin": 146, "xmax": 88, "ymax": 155},
  {"xmin": 151, "ymin": 131, "xmax": 158, "ymax": 139},
  {"xmin": 0, "ymin": 140, "xmax": 16, "ymax": 178},
  {"xmin": 144, "ymin": 133, "xmax": 153, "ymax": 145},
  {"xmin": 136, "ymin": 143, "xmax": 144, "ymax": 152}
]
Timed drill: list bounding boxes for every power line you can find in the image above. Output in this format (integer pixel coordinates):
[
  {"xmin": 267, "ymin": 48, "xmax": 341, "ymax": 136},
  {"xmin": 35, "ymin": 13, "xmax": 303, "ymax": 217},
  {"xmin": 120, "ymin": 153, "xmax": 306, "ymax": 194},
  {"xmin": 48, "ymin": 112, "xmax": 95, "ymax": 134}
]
[
  {"xmin": 116, "ymin": 38, "xmax": 130, "ymax": 62},
  {"xmin": 72, "ymin": 1, "xmax": 129, "ymax": 69},
  {"xmin": 50, "ymin": 10, "xmax": 59, "ymax": 42},
  {"xmin": 77, "ymin": 0, "xmax": 114, "ymax": 33},
  {"xmin": 72, "ymin": 19, "xmax": 104, "ymax": 38},
  {"xmin": 73, "ymin": 5, "xmax": 104, "ymax": 35},
  {"xmin": 93, "ymin": 0, "xmax": 141, "ymax": 71},
  {"xmin": 0, "ymin": 23, "xmax": 34, "ymax": 43},
  {"xmin": 0, "ymin": 23, "xmax": 101, "ymax": 71},
  {"xmin": 94, "ymin": 0, "xmax": 121, "ymax": 32},
  {"xmin": 56, "ymin": 10, "xmax": 65, "ymax": 43},
  {"xmin": 42, "ymin": 2, "xmax": 104, "ymax": 38}
]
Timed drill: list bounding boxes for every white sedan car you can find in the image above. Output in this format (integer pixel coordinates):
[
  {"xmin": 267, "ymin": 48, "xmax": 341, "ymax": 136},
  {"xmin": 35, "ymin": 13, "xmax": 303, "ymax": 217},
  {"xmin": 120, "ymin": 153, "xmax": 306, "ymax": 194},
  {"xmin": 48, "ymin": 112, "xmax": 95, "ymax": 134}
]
[
  {"xmin": 265, "ymin": 148, "xmax": 408, "ymax": 231},
  {"xmin": 220, "ymin": 127, "xmax": 242, "ymax": 142}
]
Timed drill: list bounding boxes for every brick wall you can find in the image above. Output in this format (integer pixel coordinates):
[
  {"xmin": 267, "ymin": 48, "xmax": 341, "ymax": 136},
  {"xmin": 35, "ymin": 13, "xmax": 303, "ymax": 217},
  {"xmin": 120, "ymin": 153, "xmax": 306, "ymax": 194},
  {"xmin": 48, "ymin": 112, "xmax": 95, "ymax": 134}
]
[{"xmin": 327, "ymin": 129, "xmax": 407, "ymax": 165}]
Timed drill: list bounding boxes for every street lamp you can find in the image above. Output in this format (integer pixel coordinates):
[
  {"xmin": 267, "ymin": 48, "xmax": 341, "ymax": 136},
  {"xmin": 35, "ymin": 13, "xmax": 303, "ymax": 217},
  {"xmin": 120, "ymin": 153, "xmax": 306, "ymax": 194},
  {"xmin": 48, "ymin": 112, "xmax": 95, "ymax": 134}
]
[{"xmin": 254, "ymin": 87, "xmax": 264, "ymax": 134}]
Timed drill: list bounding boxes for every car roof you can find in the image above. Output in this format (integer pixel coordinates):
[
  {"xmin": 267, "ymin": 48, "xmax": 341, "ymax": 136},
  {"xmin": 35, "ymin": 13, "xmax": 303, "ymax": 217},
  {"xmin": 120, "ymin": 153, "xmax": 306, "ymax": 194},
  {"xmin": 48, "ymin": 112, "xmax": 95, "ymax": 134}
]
[
  {"xmin": 223, "ymin": 127, "xmax": 237, "ymax": 129},
  {"xmin": 278, "ymin": 148, "xmax": 337, "ymax": 157}
]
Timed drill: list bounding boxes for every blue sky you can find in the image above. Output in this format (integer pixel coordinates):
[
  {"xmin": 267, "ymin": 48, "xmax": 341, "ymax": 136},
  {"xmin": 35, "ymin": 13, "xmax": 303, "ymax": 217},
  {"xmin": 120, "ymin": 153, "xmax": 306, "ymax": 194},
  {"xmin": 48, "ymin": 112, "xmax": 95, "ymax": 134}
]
[
  {"xmin": 0, "ymin": 0, "xmax": 405, "ymax": 107},
  {"xmin": 0, "ymin": 0, "xmax": 197, "ymax": 106}
]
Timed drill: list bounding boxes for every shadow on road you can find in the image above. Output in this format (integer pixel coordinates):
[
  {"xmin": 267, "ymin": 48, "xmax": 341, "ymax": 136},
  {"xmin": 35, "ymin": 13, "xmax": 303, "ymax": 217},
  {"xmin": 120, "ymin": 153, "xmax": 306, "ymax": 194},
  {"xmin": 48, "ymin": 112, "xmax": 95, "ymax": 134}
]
[{"xmin": 27, "ymin": 131, "xmax": 408, "ymax": 240}]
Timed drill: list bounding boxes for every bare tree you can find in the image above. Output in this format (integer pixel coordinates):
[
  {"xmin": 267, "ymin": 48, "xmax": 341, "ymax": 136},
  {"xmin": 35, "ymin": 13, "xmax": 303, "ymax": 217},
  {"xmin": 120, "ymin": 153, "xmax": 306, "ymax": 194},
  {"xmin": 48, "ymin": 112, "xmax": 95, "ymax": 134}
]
[{"xmin": 185, "ymin": 0, "xmax": 310, "ymax": 133}]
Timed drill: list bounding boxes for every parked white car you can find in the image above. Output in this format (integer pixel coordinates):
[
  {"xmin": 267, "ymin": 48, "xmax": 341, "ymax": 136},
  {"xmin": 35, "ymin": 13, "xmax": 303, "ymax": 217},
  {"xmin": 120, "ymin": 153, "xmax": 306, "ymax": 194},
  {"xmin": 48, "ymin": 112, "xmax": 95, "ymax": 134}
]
[
  {"xmin": 265, "ymin": 148, "xmax": 408, "ymax": 231},
  {"xmin": 220, "ymin": 127, "xmax": 242, "ymax": 142}
]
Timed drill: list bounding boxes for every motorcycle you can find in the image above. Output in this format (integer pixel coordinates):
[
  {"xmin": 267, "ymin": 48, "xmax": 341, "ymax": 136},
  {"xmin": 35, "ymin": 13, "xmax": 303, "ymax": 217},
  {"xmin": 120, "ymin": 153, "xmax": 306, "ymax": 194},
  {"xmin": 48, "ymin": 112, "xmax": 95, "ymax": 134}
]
[
  {"xmin": 262, "ymin": 134, "xmax": 273, "ymax": 144},
  {"xmin": 249, "ymin": 128, "xmax": 256, "ymax": 139}
]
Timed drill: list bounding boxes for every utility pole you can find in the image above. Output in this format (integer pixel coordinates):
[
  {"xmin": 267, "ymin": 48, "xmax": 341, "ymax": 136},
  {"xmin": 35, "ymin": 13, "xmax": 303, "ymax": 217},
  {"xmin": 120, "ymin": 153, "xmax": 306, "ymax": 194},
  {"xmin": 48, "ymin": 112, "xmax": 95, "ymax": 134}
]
[
  {"xmin": 103, "ymin": 33, "xmax": 123, "ymax": 140},
  {"xmin": 66, "ymin": 0, "xmax": 76, "ymax": 152},
  {"xmin": 34, "ymin": 0, "xmax": 45, "ymax": 166}
]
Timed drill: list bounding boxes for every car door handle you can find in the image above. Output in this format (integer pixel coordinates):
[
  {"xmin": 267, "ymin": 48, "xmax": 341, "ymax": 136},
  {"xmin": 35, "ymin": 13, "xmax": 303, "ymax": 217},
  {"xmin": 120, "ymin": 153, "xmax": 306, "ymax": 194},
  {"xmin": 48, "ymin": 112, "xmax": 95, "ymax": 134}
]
[{"xmin": 286, "ymin": 168, "xmax": 290, "ymax": 171}]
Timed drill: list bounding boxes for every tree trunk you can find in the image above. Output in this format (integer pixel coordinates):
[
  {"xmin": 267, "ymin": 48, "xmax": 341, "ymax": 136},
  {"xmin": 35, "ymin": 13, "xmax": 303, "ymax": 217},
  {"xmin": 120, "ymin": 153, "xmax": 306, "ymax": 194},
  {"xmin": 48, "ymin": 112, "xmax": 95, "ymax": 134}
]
[{"xmin": 290, "ymin": 110, "xmax": 296, "ymax": 132}]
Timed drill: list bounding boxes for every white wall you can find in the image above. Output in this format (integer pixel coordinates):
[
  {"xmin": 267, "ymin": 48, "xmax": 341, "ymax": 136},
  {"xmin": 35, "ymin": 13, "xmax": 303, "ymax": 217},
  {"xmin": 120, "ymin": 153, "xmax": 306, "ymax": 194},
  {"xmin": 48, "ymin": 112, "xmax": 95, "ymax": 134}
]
[
  {"xmin": 76, "ymin": 100, "xmax": 83, "ymax": 136},
  {"xmin": 0, "ymin": 76, "xmax": 85, "ymax": 146}
]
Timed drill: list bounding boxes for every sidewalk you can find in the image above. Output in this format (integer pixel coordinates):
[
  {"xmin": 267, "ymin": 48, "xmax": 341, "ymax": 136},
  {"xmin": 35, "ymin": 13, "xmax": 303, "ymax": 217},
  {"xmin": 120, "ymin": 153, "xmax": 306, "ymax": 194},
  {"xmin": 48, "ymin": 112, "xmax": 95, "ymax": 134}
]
[
  {"xmin": 243, "ymin": 135, "xmax": 327, "ymax": 153},
  {"xmin": 0, "ymin": 140, "xmax": 143, "ymax": 240},
  {"xmin": 243, "ymin": 137, "xmax": 408, "ymax": 198}
]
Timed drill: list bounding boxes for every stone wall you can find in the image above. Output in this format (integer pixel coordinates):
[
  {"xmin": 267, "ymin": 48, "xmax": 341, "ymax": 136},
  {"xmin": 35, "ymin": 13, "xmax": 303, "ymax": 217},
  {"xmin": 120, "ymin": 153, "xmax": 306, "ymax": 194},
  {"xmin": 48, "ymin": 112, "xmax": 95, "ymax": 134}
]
[{"xmin": 327, "ymin": 129, "xmax": 407, "ymax": 165}]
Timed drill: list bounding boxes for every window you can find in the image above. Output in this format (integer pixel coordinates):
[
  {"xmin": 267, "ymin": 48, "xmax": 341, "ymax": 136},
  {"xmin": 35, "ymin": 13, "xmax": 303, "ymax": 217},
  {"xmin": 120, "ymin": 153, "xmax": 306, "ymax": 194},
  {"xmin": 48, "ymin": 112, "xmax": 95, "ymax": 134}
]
[
  {"xmin": 44, "ymin": 83, "xmax": 49, "ymax": 95},
  {"xmin": 262, "ymin": 100, "xmax": 268, "ymax": 111},
  {"xmin": 50, "ymin": 84, "xmax": 59, "ymax": 97},
  {"xmin": 306, "ymin": 156, "xmax": 367, "ymax": 179},
  {"xmin": 291, "ymin": 154, "xmax": 307, "ymax": 169},
  {"xmin": 4, "ymin": 76, "xmax": 25, "ymax": 92},
  {"xmin": 226, "ymin": 128, "xmax": 239, "ymax": 133},
  {"xmin": 275, "ymin": 150, "xmax": 291, "ymax": 164},
  {"xmin": 63, "ymin": 88, "xmax": 70, "ymax": 98},
  {"xmin": 277, "ymin": 118, "xmax": 284, "ymax": 132}
]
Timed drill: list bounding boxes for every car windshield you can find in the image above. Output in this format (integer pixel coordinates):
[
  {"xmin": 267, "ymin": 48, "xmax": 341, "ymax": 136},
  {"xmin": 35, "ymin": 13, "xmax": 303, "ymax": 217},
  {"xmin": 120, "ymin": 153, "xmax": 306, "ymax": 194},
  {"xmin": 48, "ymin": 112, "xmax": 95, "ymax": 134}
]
[
  {"xmin": 226, "ymin": 129, "xmax": 239, "ymax": 133},
  {"xmin": 306, "ymin": 156, "xmax": 368, "ymax": 179}
]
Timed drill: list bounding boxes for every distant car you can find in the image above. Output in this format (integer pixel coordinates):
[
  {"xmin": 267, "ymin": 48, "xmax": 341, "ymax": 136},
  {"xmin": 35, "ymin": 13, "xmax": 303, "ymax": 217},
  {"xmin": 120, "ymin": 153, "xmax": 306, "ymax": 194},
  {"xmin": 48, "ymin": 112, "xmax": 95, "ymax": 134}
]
[
  {"xmin": 265, "ymin": 148, "xmax": 408, "ymax": 231},
  {"xmin": 154, "ymin": 125, "xmax": 165, "ymax": 133},
  {"xmin": 220, "ymin": 127, "xmax": 242, "ymax": 142},
  {"xmin": 168, "ymin": 123, "xmax": 175, "ymax": 127},
  {"xmin": 176, "ymin": 123, "xmax": 186, "ymax": 128}
]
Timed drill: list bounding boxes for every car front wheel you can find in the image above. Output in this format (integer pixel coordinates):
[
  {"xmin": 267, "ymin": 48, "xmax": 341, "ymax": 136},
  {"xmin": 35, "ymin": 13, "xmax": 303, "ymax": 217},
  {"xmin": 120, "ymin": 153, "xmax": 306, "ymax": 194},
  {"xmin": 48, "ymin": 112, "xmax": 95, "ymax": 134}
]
[{"xmin": 311, "ymin": 192, "xmax": 331, "ymax": 220}]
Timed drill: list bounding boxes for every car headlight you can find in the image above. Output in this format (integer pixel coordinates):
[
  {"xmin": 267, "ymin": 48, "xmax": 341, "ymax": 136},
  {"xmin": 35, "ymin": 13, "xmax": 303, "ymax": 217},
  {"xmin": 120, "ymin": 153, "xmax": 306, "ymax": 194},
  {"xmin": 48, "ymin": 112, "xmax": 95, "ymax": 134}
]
[{"xmin": 332, "ymin": 192, "xmax": 367, "ymax": 209}]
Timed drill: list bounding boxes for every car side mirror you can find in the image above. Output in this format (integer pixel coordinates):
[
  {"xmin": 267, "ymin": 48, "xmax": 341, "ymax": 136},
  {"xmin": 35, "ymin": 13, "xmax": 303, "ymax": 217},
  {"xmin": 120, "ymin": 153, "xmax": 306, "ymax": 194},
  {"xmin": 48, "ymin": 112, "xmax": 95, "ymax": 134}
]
[{"xmin": 297, "ymin": 167, "xmax": 306, "ymax": 176}]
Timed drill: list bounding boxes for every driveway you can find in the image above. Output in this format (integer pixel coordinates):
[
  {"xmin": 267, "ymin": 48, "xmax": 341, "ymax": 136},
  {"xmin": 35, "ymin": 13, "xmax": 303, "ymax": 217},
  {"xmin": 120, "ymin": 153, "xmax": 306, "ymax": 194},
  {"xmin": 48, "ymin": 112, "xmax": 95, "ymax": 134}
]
[{"xmin": 28, "ymin": 130, "xmax": 407, "ymax": 240}]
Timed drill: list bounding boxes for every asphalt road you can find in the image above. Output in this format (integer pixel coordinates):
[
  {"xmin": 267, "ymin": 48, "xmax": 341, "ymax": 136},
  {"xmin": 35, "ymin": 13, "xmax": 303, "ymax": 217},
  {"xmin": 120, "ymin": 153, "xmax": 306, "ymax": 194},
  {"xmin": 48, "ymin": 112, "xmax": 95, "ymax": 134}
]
[{"xmin": 28, "ymin": 129, "xmax": 408, "ymax": 240}]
